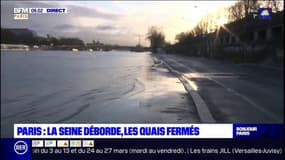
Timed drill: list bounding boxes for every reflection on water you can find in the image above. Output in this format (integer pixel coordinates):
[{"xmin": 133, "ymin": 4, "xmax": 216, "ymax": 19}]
[{"xmin": 1, "ymin": 50, "xmax": 152, "ymax": 120}]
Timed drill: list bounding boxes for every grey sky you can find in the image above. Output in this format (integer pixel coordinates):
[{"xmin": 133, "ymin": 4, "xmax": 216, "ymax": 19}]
[{"xmin": 1, "ymin": 1, "xmax": 237, "ymax": 46}]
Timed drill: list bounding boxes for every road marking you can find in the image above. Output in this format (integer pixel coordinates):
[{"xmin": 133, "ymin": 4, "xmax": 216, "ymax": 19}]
[
  {"xmin": 160, "ymin": 57, "xmax": 216, "ymax": 123},
  {"xmin": 164, "ymin": 55, "xmax": 279, "ymax": 122},
  {"xmin": 206, "ymin": 77, "xmax": 279, "ymax": 121},
  {"xmin": 185, "ymin": 72, "xmax": 246, "ymax": 79}
]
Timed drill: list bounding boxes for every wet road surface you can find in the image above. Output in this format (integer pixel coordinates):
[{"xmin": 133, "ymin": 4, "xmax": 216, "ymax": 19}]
[{"xmin": 158, "ymin": 53, "xmax": 283, "ymax": 123}]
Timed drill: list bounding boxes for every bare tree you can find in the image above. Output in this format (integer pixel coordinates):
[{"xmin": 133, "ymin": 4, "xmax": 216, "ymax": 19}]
[
  {"xmin": 146, "ymin": 26, "xmax": 165, "ymax": 53},
  {"xmin": 192, "ymin": 18, "xmax": 209, "ymax": 36},
  {"xmin": 175, "ymin": 32, "xmax": 187, "ymax": 43},
  {"xmin": 265, "ymin": 0, "xmax": 283, "ymax": 12},
  {"xmin": 244, "ymin": 0, "xmax": 260, "ymax": 17},
  {"xmin": 204, "ymin": 14, "xmax": 218, "ymax": 33},
  {"xmin": 228, "ymin": 0, "xmax": 261, "ymax": 22},
  {"xmin": 175, "ymin": 31, "xmax": 195, "ymax": 43},
  {"xmin": 228, "ymin": 1, "xmax": 245, "ymax": 21}
]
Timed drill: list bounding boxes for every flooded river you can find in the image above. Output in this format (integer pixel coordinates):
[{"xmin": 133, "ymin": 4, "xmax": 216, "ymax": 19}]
[{"xmin": 1, "ymin": 50, "xmax": 199, "ymax": 137}]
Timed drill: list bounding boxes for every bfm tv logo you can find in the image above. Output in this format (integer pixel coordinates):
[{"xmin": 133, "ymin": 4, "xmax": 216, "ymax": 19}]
[
  {"xmin": 13, "ymin": 8, "xmax": 68, "ymax": 20},
  {"xmin": 14, "ymin": 8, "xmax": 29, "ymax": 20}
]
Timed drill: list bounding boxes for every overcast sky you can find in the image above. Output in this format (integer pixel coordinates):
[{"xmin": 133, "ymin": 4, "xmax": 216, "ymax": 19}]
[{"xmin": 1, "ymin": 1, "xmax": 237, "ymax": 46}]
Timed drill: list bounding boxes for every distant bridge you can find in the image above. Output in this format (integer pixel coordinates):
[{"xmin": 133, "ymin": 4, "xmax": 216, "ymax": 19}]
[{"xmin": 1, "ymin": 44, "xmax": 30, "ymax": 51}]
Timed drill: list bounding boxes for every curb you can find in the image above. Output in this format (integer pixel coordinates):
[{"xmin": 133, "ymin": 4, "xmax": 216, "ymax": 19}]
[{"xmin": 158, "ymin": 56, "xmax": 216, "ymax": 123}]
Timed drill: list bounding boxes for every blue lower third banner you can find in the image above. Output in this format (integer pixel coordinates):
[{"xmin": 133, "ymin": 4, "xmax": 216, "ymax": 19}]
[
  {"xmin": 1, "ymin": 138, "xmax": 30, "ymax": 160},
  {"xmin": 233, "ymin": 124, "xmax": 284, "ymax": 139},
  {"xmin": 1, "ymin": 124, "xmax": 284, "ymax": 160}
]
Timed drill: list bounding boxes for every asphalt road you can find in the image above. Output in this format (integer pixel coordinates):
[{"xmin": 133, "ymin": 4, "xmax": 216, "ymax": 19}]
[{"xmin": 157, "ymin": 53, "xmax": 283, "ymax": 123}]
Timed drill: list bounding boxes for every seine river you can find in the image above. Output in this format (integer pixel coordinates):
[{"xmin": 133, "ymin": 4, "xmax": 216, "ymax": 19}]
[{"xmin": 1, "ymin": 50, "xmax": 199, "ymax": 137}]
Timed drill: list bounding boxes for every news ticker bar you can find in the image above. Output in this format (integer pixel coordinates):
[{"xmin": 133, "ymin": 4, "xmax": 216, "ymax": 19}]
[
  {"xmin": 14, "ymin": 124, "xmax": 284, "ymax": 139},
  {"xmin": 3, "ymin": 138, "xmax": 283, "ymax": 160}
]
